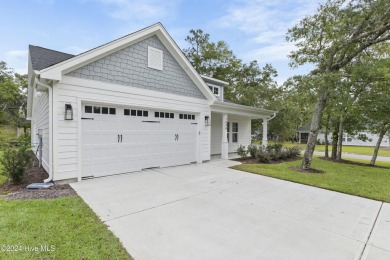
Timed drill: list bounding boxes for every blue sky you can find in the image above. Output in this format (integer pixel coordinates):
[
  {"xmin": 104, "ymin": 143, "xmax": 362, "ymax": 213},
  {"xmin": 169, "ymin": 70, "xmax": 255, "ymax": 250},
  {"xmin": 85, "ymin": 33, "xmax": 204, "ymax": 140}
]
[{"xmin": 0, "ymin": 0, "xmax": 323, "ymax": 84}]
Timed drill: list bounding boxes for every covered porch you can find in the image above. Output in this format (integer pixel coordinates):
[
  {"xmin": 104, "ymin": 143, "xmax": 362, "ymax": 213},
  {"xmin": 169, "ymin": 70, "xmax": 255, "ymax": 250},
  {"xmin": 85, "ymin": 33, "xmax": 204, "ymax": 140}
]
[{"xmin": 210, "ymin": 101, "xmax": 276, "ymax": 160}]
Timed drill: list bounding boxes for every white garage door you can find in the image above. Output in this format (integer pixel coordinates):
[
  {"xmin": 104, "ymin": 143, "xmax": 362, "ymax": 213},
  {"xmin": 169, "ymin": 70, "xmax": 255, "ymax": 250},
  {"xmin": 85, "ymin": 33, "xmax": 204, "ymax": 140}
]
[{"xmin": 81, "ymin": 104, "xmax": 198, "ymax": 178}]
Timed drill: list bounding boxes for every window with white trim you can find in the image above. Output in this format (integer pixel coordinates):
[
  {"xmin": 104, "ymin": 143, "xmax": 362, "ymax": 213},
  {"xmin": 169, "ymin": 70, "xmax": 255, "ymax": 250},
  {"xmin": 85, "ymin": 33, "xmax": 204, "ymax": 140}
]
[
  {"xmin": 227, "ymin": 122, "xmax": 230, "ymax": 142},
  {"xmin": 148, "ymin": 46, "xmax": 163, "ymax": 70},
  {"xmin": 208, "ymin": 85, "xmax": 220, "ymax": 96},
  {"xmin": 232, "ymin": 122, "xmax": 238, "ymax": 143}
]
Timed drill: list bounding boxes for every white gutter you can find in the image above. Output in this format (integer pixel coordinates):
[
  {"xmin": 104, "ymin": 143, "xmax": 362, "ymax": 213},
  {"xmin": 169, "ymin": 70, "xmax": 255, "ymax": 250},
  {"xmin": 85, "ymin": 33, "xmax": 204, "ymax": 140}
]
[{"xmin": 34, "ymin": 76, "xmax": 54, "ymax": 183}]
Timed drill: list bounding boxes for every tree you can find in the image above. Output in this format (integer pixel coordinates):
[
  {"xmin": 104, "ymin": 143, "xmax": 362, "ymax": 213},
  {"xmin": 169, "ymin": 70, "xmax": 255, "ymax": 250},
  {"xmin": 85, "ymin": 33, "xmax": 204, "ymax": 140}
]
[
  {"xmin": 287, "ymin": 0, "xmax": 390, "ymax": 169},
  {"xmin": 0, "ymin": 61, "xmax": 25, "ymax": 125},
  {"xmin": 183, "ymin": 29, "xmax": 241, "ymax": 81},
  {"xmin": 184, "ymin": 29, "xmax": 286, "ymax": 139}
]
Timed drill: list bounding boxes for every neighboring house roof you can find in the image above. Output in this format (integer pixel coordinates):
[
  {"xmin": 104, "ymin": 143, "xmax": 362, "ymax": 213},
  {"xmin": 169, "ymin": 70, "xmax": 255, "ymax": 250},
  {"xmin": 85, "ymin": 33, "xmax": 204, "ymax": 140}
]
[
  {"xmin": 201, "ymin": 75, "xmax": 229, "ymax": 87},
  {"xmin": 29, "ymin": 45, "xmax": 75, "ymax": 71},
  {"xmin": 297, "ymin": 121, "xmax": 312, "ymax": 132}
]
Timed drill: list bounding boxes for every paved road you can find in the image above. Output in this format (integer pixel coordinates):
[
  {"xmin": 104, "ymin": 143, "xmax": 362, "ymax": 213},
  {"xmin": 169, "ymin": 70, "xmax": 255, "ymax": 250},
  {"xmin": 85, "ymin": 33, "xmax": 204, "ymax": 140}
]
[
  {"xmin": 312, "ymin": 151, "xmax": 390, "ymax": 162},
  {"xmin": 71, "ymin": 160, "xmax": 390, "ymax": 260}
]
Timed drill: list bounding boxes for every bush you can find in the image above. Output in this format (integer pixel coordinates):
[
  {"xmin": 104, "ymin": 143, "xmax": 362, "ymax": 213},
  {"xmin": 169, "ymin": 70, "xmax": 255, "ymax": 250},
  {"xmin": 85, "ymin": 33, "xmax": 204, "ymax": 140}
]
[
  {"xmin": 236, "ymin": 145, "xmax": 247, "ymax": 159},
  {"xmin": 256, "ymin": 150, "xmax": 271, "ymax": 163},
  {"xmin": 1, "ymin": 138, "xmax": 32, "ymax": 184},
  {"xmin": 286, "ymin": 146, "xmax": 301, "ymax": 158},
  {"xmin": 247, "ymin": 144, "xmax": 258, "ymax": 159},
  {"xmin": 266, "ymin": 143, "xmax": 283, "ymax": 153},
  {"xmin": 254, "ymin": 145, "xmax": 301, "ymax": 164}
]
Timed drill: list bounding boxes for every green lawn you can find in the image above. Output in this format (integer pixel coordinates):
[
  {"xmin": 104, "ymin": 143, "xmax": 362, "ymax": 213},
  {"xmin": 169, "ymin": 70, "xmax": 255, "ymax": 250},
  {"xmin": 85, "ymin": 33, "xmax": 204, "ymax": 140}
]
[
  {"xmin": 0, "ymin": 151, "xmax": 131, "ymax": 259},
  {"xmin": 280, "ymin": 142, "xmax": 390, "ymax": 157},
  {"xmin": 0, "ymin": 196, "xmax": 131, "ymax": 259},
  {"xmin": 232, "ymin": 157, "xmax": 390, "ymax": 202}
]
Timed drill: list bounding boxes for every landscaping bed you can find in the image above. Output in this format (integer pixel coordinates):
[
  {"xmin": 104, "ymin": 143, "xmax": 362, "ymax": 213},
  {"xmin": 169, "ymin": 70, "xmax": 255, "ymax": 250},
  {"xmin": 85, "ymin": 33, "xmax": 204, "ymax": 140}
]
[{"xmin": 0, "ymin": 158, "xmax": 75, "ymax": 200}]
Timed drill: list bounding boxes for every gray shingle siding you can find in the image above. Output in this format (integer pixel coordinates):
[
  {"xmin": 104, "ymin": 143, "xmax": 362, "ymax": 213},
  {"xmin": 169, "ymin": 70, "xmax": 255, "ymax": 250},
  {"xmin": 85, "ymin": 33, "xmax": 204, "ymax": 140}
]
[{"xmin": 66, "ymin": 36, "xmax": 206, "ymax": 99}]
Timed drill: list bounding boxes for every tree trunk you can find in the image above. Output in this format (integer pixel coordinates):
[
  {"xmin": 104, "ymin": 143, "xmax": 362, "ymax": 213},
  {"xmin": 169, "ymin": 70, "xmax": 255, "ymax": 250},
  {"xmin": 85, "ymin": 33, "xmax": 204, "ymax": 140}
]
[
  {"xmin": 324, "ymin": 114, "xmax": 330, "ymax": 158},
  {"xmin": 336, "ymin": 117, "xmax": 343, "ymax": 161},
  {"xmin": 331, "ymin": 123, "xmax": 339, "ymax": 159},
  {"xmin": 370, "ymin": 126, "xmax": 388, "ymax": 166},
  {"xmin": 301, "ymin": 91, "xmax": 330, "ymax": 169}
]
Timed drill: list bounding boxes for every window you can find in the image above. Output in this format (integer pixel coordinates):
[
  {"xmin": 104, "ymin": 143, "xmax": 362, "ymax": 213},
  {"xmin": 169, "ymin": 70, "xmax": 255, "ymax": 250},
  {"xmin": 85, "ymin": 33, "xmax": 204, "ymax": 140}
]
[
  {"xmin": 86, "ymin": 105, "xmax": 116, "ymax": 115},
  {"xmin": 85, "ymin": 106, "xmax": 92, "ymax": 113},
  {"xmin": 179, "ymin": 114, "xmax": 195, "ymax": 120},
  {"xmin": 148, "ymin": 46, "xmax": 163, "ymax": 70},
  {"xmin": 125, "ymin": 108, "xmax": 148, "ymax": 117},
  {"xmin": 358, "ymin": 133, "xmax": 367, "ymax": 139},
  {"xmin": 208, "ymin": 85, "xmax": 221, "ymax": 96},
  {"xmin": 232, "ymin": 123, "xmax": 238, "ymax": 143},
  {"xmin": 227, "ymin": 122, "xmax": 230, "ymax": 142},
  {"xmin": 347, "ymin": 137, "xmax": 352, "ymax": 142},
  {"xmin": 155, "ymin": 111, "xmax": 174, "ymax": 119}
]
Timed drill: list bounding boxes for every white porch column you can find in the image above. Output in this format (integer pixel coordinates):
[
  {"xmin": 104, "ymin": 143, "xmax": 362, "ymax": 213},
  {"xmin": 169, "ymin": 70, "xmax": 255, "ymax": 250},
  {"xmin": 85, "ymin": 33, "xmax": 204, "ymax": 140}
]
[
  {"xmin": 262, "ymin": 117, "xmax": 268, "ymax": 147},
  {"xmin": 221, "ymin": 113, "xmax": 228, "ymax": 159}
]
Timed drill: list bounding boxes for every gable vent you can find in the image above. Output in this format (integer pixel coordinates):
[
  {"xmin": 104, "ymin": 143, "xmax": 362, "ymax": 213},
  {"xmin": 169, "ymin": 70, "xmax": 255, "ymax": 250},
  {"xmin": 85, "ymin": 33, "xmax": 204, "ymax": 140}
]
[{"xmin": 148, "ymin": 46, "xmax": 163, "ymax": 71}]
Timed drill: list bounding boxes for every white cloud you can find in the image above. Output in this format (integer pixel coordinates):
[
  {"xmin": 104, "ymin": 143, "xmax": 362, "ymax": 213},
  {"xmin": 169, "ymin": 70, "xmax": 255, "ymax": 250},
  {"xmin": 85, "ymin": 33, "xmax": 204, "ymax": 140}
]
[
  {"xmin": 217, "ymin": 0, "xmax": 322, "ymax": 45},
  {"xmin": 4, "ymin": 50, "xmax": 28, "ymax": 74},
  {"xmin": 245, "ymin": 43, "xmax": 296, "ymax": 62},
  {"xmin": 96, "ymin": 0, "xmax": 180, "ymax": 24}
]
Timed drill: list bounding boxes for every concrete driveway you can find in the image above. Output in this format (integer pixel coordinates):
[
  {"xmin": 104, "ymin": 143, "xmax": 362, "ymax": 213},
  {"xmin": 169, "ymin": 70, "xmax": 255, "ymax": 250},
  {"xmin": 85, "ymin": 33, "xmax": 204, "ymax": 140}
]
[{"xmin": 71, "ymin": 159, "xmax": 390, "ymax": 260}]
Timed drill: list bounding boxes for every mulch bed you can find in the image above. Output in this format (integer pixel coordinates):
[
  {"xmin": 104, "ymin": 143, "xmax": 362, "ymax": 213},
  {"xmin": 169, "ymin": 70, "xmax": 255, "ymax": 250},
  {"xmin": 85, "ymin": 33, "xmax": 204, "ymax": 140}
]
[
  {"xmin": 319, "ymin": 157, "xmax": 390, "ymax": 169},
  {"xmin": 289, "ymin": 166, "xmax": 325, "ymax": 174},
  {"xmin": 233, "ymin": 157, "xmax": 302, "ymax": 164},
  {"xmin": 0, "ymin": 158, "xmax": 76, "ymax": 200}
]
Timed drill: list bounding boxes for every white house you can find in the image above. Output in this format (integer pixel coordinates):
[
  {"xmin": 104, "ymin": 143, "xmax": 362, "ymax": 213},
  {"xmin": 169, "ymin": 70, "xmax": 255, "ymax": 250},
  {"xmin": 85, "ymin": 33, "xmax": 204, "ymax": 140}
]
[
  {"xmin": 27, "ymin": 23, "xmax": 275, "ymax": 183},
  {"xmin": 297, "ymin": 124, "xmax": 390, "ymax": 147}
]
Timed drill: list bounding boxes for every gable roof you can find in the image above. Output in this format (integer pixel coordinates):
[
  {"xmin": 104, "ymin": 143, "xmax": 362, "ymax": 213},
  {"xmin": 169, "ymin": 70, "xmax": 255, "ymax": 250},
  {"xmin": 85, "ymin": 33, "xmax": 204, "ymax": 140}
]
[
  {"xmin": 31, "ymin": 23, "xmax": 216, "ymax": 101},
  {"xmin": 29, "ymin": 45, "xmax": 74, "ymax": 71}
]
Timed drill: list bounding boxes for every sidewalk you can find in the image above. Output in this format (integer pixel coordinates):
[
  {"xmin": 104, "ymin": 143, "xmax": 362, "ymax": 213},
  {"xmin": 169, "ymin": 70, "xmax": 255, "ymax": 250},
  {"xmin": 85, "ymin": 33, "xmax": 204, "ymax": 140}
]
[{"xmin": 312, "ymin": 151, "xmax": 390, "ymax": 162}]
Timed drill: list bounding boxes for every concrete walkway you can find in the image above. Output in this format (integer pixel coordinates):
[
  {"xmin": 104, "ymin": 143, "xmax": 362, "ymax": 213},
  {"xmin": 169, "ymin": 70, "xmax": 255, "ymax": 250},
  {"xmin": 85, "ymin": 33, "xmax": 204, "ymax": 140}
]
[{"xmin": 71, "ymin": 160, "xmax": 390, "ymax": 260}]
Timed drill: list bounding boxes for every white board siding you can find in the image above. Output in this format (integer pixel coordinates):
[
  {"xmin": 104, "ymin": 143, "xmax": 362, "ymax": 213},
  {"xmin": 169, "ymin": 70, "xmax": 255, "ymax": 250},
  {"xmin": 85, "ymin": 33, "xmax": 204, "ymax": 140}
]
[
  {"xmin": 317, "ymin": 133, "xmax": 390, "ymax": 147},
  {"xmin": 210, "ymin": 112, "xmax": 251, "ymax": 155},
  {"xmin": 53, "ymin": 77, "xmax": 211, "ymax": 181},
  {"xmin": 31, "ymin": 89, "xmax": 50, "ymax": 173}
]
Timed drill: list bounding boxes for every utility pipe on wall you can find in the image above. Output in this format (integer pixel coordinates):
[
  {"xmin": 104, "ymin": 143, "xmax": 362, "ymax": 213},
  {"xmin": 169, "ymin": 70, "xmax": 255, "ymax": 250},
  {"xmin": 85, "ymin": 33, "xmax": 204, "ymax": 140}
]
[{"xmin": 34, "ymin": 76, "xmax": 54, "ymax": 183}]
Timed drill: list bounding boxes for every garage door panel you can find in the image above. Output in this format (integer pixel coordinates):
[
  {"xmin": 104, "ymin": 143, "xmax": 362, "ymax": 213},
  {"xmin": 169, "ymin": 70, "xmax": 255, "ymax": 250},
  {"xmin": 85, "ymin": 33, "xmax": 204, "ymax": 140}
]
[{"xmin": 81, "ymin": 104, "xmax": 198, "ymax": 178}]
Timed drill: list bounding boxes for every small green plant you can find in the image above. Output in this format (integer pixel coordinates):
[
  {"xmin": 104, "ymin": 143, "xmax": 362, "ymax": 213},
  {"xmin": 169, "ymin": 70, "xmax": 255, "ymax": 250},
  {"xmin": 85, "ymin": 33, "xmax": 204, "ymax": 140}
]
[
  {"xmin": 287, "ymin": 146, "xmax": 301, "ymax": 158},
  {"xmin": 236, "ymin": 145, "xmax": 247, "ymax": 159},
  {"xmin": 1, "ymin": 136, "xmax": 32, "ymax": 184},
  {"xmin": 256, "ymin": 150, "xmax": 271, "ymax": 163},
  {"xmin": 247, "ymin": 144, "xmax": 259, "ymax": 159}
]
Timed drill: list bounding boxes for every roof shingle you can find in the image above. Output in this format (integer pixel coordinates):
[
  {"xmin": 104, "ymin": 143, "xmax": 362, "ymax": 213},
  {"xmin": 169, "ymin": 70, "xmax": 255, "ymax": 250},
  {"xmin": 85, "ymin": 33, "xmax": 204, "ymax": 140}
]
[{"xmin": 29, "ymin": 45, "xmax": 74, "ymax": 71}]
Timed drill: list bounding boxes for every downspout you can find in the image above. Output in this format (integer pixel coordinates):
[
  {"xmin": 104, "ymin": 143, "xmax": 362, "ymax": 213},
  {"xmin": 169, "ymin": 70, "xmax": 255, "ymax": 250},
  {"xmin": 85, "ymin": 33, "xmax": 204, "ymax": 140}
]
[{"xmin": 34, "ymin": 76, "xmax": 54, "ymax": 183}]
